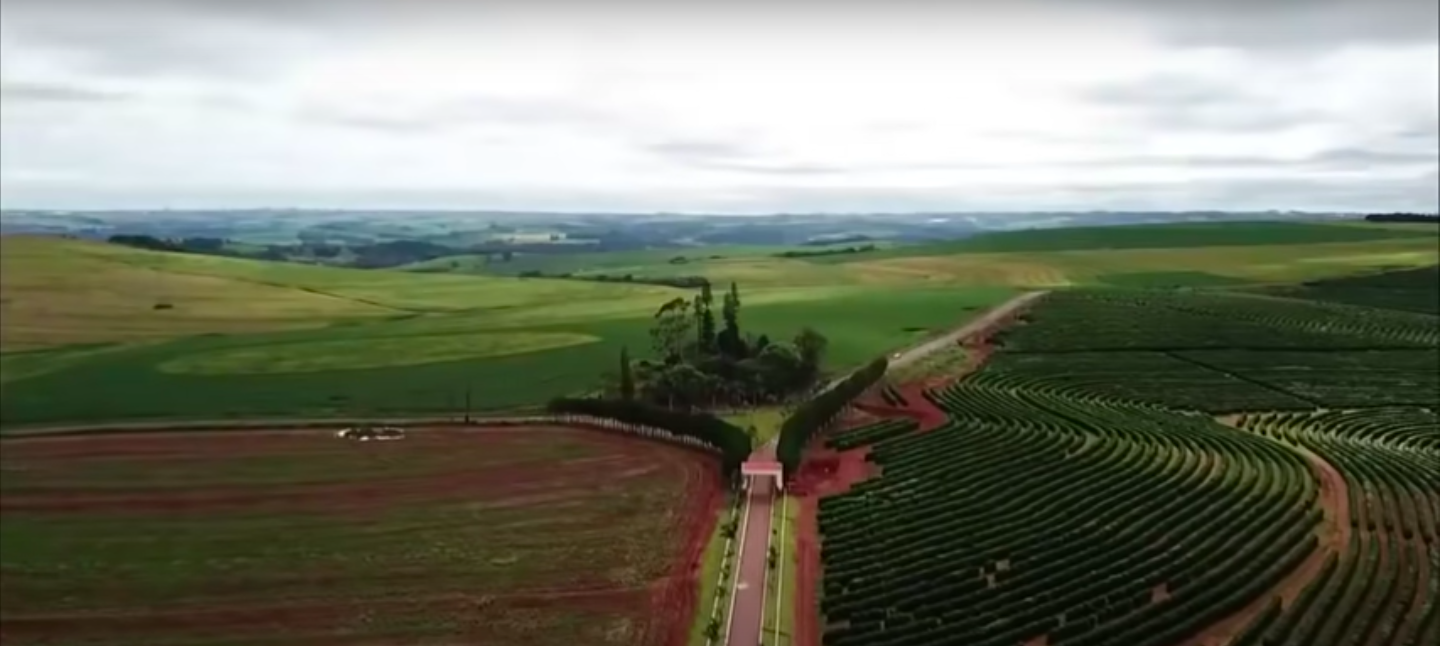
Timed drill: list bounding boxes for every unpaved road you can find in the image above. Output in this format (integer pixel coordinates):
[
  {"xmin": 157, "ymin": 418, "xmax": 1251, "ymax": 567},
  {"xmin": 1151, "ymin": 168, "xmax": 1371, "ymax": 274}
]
[{"xmin": 886, "ymin": 290, "xmax": 1047, "ymax": 373}]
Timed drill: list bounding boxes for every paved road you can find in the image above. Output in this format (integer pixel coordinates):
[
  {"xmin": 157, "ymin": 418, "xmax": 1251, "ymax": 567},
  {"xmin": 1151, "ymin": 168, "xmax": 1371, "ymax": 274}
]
[
  {"xmin": 886, "ymin": 290, "xmax": 1048, "ymax": 373},
  {"xmin": 726, "ymin": 473, "xmax": 775, "ymax": 646}
]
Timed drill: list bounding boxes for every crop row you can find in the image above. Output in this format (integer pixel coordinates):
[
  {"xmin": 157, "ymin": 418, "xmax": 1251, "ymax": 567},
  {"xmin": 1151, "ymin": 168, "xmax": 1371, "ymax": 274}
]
[
  {"xmin": 980, "ymin": 348, "xmax": 1440, "ymax": 413},
  {"xmin": 815, "ymin": 383, "xmax": 1318, "ymax": 646},
  {"xmin": 1176, "ymin": 349, "xmax": 1440, "ymax": 409},
  {"xmin": 1262, "ymin": 265, "xmax": 1440, "ymax": 316},
  {"xmin": 879, "ymin": 384, "xmax": 908, "ymax": 407},
  {"xmin": 979, "ymin": 352, "xmax": 1312, "ymax": 413},
  {"xmin": 997, "ymin": 289, "xmax": 1437, "ymax": 353},
  {"xmin": 826, "ymin": 418, "xmax": 919, "ymax": 451},
  {"xmin": 1233, "ymin": 410, "xmax": 1440, "ymax": 645}
]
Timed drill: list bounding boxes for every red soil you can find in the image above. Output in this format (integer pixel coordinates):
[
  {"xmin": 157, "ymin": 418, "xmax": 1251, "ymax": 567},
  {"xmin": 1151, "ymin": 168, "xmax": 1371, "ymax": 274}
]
[
  {"xmin": 0, "ymin": 426, "xmax": 721, "ymax": 646},
  {"xmin": 852, "ymin": 383, "xmax": 949, "ymax": 433}
]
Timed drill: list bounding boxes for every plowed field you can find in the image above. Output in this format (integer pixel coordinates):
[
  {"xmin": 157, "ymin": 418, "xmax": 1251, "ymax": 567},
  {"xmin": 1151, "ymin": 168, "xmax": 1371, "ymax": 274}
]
[{"xmin": 0, "ymin": 426, "xmax": 721, "ymax": 646}]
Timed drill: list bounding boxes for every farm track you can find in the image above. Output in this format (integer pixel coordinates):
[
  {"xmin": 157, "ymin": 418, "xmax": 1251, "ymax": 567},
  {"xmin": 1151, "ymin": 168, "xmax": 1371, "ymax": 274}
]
[{"xmin": 883, "ymin": 290, "xmax": 1048, "ymax": 375}]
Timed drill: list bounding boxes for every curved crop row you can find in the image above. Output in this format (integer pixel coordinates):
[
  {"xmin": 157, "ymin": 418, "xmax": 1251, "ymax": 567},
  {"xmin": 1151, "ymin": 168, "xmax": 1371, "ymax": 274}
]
[
  {"xmin": 978, "ymin": 352, "xmax": 1313, "ymax": 413},
  {"xmin": 826, "ymin": 418, "xmax": 919, "ymax": 451},
  {"xmin": 816, "ymin": 382, "xmax": 1318, "ymax": 646},
  {"xmin": 998, "ymin": 289, "xmax": 1437, "ymax": 353},
  {"xmin": 1234, "ymin": 409, "xmax": 1439, "ymax": 645}
]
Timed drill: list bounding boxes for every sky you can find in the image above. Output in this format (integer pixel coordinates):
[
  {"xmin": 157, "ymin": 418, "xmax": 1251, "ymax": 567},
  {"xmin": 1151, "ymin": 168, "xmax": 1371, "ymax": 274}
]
[{"xmin": 1, "ymin": 0, "xmax": 1436, "ymax": 213}]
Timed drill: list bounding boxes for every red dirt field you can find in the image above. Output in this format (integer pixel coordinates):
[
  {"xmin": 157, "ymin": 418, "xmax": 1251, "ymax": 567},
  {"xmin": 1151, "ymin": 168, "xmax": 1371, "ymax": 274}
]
[{"xmin": 0, "ymin": 426, "xmax": 722, "ymax": 646}]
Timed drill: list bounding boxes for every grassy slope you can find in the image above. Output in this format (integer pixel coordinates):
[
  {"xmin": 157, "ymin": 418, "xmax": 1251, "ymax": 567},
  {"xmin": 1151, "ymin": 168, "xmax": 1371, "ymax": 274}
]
[
  {"xmin": 0, "ymin": 237, "xmax": 1013, "ymax": 428},
  {"xmin": 0, "ymin": 237, "xmax": 394, "ymax": 350}
]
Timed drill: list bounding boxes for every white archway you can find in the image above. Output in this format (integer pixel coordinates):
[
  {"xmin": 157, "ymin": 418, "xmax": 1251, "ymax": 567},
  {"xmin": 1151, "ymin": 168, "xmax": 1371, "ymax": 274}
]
[{"xmin": 741, "ymin": 459, "xmax": 784, "ymax": 491}]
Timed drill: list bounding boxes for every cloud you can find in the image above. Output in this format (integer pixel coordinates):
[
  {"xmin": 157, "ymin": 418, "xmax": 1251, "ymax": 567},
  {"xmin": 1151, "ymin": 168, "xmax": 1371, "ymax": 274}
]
[
  {"xmin": 1097, "ymin": 0, "xmax": 1439, "ymax": 50},
  {"xmin": 0, "ymin": 0, "xmax": 1436, "ymax": 212},
  {"xmin": 0, "ymin": 79, "xmax": 125, "ymax": 104}
]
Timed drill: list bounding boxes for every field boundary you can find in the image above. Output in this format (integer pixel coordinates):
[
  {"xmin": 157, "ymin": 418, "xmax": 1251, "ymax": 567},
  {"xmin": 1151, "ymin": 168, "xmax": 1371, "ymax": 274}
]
[{"xmin": 0, "ymin": 414, "xmax": 723, "ymax": 459}]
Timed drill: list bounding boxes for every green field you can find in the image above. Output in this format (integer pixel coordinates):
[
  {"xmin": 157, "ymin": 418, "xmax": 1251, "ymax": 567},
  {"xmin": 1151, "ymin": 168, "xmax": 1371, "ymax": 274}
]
[
  {"xmin": 0, "ymin": 236, "xmax": 1014, "ymax": 428},
  {"xmin": 0, "ymin": 427, "xmax": 719, "ymax": 646}
]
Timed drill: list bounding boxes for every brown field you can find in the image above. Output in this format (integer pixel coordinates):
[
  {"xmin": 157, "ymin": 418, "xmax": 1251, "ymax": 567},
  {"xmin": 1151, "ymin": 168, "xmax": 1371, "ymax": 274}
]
[{"xmin": 0, "ymin": 426, "xmax": 721, "ymax": 646}]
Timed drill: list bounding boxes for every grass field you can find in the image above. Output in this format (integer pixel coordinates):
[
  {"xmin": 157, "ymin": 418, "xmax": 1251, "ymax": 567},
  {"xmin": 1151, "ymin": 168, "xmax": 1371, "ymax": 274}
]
[
  {"xmin": 0, "ymin": 237, "xmax": 1014, "ymax": 428},
  {"xmin": 0, "ymin": 426, "xmax": 720, "ymax": 646}
]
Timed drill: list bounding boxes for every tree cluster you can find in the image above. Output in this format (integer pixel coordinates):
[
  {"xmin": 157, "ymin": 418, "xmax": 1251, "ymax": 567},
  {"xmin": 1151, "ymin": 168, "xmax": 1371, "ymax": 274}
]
[
  {"xmin": 1364, "ymin": 213, "xmax": 1439, "ymax": 223},
  {"xmin": 108, "ymin": 235, "xmax": 230, "ymax": 254},
  {"xmin": 613, "ymin": 282, "xmax": 831, "ymax": 409},
  {"xmin": 775, "ymin": 244, "xmax": 878, "ymax": 259},
  {"xmin": 545, "ymin": 396, "xmax": 751, "ymax": 476},
  {"xmin": 775, "ymin": 355, "xmax": 888, "ymax": 478},
  {"xmin": 515, "ymin": 269, "xmax": 710, "ymax": 289}
]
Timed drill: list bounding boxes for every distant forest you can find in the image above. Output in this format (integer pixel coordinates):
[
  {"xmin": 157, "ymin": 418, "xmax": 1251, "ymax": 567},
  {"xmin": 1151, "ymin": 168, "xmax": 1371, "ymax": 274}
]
[{"xmin": 1364, "ymin": 213, "xmax": 1439, "ymax": 223}]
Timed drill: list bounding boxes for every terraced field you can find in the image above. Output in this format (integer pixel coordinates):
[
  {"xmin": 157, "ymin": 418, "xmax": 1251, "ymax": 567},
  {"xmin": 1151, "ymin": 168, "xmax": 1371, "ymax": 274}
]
[{"xmin": 804, "ymin": 264, "xmax": 1439, "ymax": 646}]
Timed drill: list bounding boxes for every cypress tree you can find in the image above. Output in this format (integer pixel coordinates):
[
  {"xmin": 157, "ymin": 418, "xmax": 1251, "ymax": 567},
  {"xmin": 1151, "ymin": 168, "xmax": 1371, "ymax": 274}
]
[{"xmin": 618, "ymin": 347, "xmax": 636, "ymax": 400}]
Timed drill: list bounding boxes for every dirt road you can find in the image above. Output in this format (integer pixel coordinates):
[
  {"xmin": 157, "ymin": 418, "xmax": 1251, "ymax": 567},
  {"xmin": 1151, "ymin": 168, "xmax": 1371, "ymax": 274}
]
[{"xmin": 886, "ymin": 290, "xmax": 1047, "ymax": 373}]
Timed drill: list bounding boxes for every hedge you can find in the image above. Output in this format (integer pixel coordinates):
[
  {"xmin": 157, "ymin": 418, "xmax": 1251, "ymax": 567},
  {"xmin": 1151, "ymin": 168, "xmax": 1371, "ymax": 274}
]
[
  {"xmin": 545, "ymin": 397, "xmax": 752, "ymax": 477},
  {"xmin": 776, "ymin": 356, "xmax": 889, "ymax": 478}
]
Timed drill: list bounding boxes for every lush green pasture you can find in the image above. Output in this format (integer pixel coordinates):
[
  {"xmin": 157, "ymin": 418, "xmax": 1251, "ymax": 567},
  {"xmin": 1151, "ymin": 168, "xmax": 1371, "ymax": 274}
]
[
  {"xmin": 0, "ymin": 278, "xmax": 1012, "ymax": 428},
  {"xmin": 0, "ymin": 237, "xmax": 395, "ymax": 350},
  {"xmin": 0, "ymin": 428, "xmax": 709, "ymax": 645}
]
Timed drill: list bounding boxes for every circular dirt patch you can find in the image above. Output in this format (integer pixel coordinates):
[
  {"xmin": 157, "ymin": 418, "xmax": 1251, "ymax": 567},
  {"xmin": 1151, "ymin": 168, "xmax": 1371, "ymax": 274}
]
[{"xmin": 158, "ymin": 331, "xmax": 599, "ymax": 375}]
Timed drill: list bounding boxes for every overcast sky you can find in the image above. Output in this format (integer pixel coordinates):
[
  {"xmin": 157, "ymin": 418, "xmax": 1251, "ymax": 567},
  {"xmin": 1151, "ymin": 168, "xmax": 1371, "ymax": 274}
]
[{"xmin": 1, "ymin": 0, "xmax": 1436, "ymax": 213}]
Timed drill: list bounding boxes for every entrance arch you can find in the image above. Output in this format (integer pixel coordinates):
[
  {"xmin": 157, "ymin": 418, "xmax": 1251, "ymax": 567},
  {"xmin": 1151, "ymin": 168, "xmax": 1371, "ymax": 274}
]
[{"xmin": 741, "ymin": 459, "xmax": 784, "ymax": 491}]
